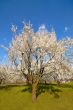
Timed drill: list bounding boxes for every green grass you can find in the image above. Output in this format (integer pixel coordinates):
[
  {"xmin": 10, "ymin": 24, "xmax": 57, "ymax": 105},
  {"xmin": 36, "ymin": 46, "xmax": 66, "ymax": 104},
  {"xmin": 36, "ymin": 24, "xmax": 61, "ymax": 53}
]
[{"xmin": 0, "ymin": 83, "xmax": 73, "ymax": 110}]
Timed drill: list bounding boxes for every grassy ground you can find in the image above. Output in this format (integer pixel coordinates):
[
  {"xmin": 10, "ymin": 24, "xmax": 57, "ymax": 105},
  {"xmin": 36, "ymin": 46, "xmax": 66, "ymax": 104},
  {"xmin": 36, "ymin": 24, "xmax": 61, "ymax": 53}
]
[{"xmin": 0, "ymin": 83, "xmax": 73, "ymax": 110}]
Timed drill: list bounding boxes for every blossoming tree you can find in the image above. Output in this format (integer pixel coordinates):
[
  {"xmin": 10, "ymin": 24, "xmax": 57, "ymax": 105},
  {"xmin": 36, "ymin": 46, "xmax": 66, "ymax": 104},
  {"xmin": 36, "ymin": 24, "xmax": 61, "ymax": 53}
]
[{"xmin": 8, "ymin": 23, "xmax": 73, "ymax": 101}]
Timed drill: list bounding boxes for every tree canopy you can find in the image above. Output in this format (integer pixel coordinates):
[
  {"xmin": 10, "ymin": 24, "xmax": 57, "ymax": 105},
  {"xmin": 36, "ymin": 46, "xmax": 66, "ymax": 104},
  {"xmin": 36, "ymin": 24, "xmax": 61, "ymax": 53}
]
[{"xmin": 6, "ymin": 23, "xmax": 73, "ymax": 101}]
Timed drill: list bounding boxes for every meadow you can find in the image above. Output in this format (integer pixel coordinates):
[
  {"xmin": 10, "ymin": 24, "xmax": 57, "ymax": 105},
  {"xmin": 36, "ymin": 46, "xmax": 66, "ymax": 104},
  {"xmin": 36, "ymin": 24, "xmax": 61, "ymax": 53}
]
[{"xmin": 0, "ymin": 83, "xmax": 73, "ymax": 110}]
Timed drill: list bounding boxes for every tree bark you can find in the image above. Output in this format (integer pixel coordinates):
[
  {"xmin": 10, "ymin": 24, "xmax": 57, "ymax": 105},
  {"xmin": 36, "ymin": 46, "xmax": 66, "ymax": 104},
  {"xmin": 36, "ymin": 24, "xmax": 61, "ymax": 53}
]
[{"xmin": 32, "ymin": 80, "xmax": 39, "ymax": 102}]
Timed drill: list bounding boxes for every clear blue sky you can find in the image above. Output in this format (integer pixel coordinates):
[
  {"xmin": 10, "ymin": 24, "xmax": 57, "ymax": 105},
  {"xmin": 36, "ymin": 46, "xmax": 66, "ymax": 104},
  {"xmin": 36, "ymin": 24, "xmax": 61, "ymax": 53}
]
[{"xmin": 0, "ymin": 0, "xmax": 73, "ymax": 63}]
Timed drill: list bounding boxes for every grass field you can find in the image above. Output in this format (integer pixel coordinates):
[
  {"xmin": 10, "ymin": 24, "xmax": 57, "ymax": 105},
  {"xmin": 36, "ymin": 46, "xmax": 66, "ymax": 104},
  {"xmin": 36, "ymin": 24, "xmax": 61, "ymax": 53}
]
[{"xmin": 0, "ymin": 83, "xmax": 73, "ymax": 110}]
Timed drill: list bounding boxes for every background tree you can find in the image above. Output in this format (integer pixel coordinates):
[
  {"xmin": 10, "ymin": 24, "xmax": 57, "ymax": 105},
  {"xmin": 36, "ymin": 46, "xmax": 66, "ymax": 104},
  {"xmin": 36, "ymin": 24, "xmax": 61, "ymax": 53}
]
[
  {"xmin": 8, "ymin": 23, "xmax": 73, "ymax": 101},
  {"xmin": 0, "ymin": 65, "xmax": 8, "ymax": 84}
]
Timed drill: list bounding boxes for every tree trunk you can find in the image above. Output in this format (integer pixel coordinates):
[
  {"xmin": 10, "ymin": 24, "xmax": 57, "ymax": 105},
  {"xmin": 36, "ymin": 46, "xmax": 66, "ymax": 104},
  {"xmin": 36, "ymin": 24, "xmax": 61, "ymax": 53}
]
[{"xmin": 32, "ymin": 80, "xmax": 38, "ymax": 102}]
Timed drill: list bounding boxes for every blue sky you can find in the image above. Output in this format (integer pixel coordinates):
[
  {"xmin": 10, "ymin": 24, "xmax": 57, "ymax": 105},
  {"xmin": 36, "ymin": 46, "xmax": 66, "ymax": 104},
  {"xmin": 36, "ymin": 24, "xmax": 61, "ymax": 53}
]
[{"xmin": 0, "ymin": 0, "xmax": 73, "ymax": 63}]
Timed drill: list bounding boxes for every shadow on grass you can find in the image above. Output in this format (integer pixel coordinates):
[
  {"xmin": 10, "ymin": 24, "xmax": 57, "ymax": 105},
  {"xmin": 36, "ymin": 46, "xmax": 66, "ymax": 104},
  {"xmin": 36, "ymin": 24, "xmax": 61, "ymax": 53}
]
[
  {"xmin": 60, "ymin": 83, "xmax": 73, "ymax": 89},
  {"xmin": 0, "ymin": 84, "xmax": 25, "ymax": 91},
  {"xmin": 0, "ymin": 82, "xmax": 73, "ymax": 98},
  {"xmin": 21, "ymin": 83, "xmax": 62, "ymax": 98},
  {"xmin": 37, "ymin": 84, "xmax": 62, "ymax": 98},
  {"xmin": 21, "ymin": 84, "xmax": 32, "ymax": 93},
  {"xmin": 0, "ymin": 85, "xmax": 13, "ymax": 91}
]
